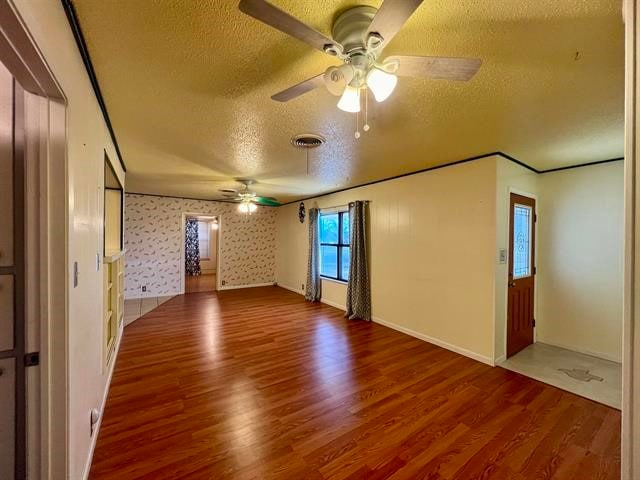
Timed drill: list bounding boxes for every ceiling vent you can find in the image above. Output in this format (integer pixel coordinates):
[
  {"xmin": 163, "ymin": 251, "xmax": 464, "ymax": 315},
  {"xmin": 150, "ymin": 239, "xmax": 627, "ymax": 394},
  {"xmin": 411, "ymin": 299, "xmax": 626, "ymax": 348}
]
[{"xmin": 291, "ymin": 133, "xmax": 326, "ymax": 149}]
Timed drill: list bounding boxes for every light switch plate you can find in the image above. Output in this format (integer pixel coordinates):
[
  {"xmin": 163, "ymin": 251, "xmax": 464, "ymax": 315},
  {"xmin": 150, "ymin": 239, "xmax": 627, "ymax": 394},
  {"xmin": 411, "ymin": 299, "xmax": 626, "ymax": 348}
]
[
  {"xmin": 73, "ymin": 261, "xmax": 79, "ymax": 287},
  {"xmin": 499, "ymin": 249, "xmax": 507, "ymax": 264}
]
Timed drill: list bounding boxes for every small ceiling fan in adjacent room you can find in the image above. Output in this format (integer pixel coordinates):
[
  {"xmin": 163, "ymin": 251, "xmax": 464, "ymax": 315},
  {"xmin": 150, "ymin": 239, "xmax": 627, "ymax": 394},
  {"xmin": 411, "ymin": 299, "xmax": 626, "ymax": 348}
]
[
  {"xmin": 239, "ymin": 0, "xmax": 482, "ymax": 136},
  {"xmin": 218, "ymin": 179, "xmax": 281, "ymax": 213}
]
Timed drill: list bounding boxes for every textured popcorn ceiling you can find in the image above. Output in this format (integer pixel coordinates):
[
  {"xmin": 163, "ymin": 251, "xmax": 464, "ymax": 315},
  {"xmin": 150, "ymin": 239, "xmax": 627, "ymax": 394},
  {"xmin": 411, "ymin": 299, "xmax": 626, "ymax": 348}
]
[{"xmin": 73, "ymin": 0, "xmax": 624, "ymax": 203}]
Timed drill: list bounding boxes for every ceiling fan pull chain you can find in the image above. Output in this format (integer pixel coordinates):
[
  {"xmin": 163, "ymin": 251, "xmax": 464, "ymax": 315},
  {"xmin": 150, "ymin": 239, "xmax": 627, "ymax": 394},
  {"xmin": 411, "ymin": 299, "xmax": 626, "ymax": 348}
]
[
  {"xmin": 355, "ymin": 107, "xmax": 361, "ymax": 139},
  {"xmin": 363, "ymin": 88, "xmax": 370, "ymax": 132},
  {"xmin": 306, "ymin": 148, "xmax": 309, "ymax": 175}
]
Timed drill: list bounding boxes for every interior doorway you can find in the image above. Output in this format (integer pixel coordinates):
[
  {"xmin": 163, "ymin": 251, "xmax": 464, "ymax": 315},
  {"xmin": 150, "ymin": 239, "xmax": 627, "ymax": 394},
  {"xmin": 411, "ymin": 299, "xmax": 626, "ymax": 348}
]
[{"xmin": 184, "ymin": 215, "xmax": 219, "ymax": 293}]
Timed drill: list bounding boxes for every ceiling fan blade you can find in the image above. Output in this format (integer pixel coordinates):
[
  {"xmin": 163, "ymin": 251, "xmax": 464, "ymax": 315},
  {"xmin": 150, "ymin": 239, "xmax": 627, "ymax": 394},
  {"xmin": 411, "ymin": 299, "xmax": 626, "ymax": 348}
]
[
  {"xmin": 366, "ymin": 0, "xmax": 424, "ymax": 49},
  {"xmin": 385, "ymin": 55, "xmax": 482, "ymax": 81},
  {"xmin": 239, "ymin": 0, "xmax": 339, "ymax": 53},
  {"xmin": 272, "ymin": 73, "xmax": 325, "ymax": 102},
  {"xmin": 256, "ymin": 196, "xmax": 281, "ymax": 206}
]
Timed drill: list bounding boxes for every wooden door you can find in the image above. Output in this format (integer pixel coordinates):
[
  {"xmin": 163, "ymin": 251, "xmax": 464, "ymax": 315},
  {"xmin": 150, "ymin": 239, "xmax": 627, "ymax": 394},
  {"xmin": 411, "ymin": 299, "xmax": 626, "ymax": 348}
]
[{"xmin": 507, "ymin": 193, "xmax": 536, "ymax": 358}]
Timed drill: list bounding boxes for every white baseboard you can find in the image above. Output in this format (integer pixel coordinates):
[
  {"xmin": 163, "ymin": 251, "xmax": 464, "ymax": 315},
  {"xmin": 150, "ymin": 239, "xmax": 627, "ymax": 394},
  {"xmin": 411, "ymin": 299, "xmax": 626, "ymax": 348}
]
[
  {"xmin": 125, "ymin": 291, "xmax": 180, "ymax": 300},
  {"xmin": 218, "ymin": 282, "xmax": 276, "ymax": 291},
  {"xmin": 372, "ymin": 316, "xmax": 495, "ymax": 366},
  {"xmin": 321, "ymin": 297, "xmax": 346, "ymax": 311},
  {"xmin": 277, "ymin": 283, "xmax": 304, "ymax": 295},
  {"xmin": 535, "ymin": 340, "xmax": 622, "ymax": 364},
  {"xmin": 494, "ymin": 355, "xmax": 506, "ymax": 365},
  {"xmin": 274, "ymin": 285, "xmax": 494, "ymax": 366},
  {"xmin": 277, "ymin": 285, "xmax": 346, "ymax": 311},
  {"xmin": 82, "ymin": 329, "xmax": 123, "ymax": 480}
]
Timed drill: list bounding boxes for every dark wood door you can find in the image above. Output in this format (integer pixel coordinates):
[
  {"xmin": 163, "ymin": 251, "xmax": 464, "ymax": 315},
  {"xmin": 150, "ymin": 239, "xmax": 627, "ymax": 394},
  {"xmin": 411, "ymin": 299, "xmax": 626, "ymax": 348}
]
[{"xmin": 507, "ymin": 193, "xmax": 536, "ymax": 358}]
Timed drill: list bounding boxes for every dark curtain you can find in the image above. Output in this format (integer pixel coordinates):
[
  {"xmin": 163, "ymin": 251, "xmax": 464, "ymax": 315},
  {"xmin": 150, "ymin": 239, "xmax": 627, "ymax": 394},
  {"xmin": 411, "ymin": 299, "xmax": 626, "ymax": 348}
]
[
  {"xmin": 185, "ymin": 219, "xmax": 201, "ymax": 276},
  {"xmin": 346, "ymin": 201, "xmax": 371, "ymax": 320},
  {"xmin": 305, "ymin": 208, "xmax": 321, "ymax": 302}
]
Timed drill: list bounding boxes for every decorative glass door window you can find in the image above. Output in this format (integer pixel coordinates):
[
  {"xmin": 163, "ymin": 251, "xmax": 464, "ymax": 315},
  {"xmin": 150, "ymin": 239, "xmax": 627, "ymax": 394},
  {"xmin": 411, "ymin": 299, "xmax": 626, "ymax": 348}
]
[{"xmin": 512, "ymin": 204, "xmax": 533, "ymax": 278}]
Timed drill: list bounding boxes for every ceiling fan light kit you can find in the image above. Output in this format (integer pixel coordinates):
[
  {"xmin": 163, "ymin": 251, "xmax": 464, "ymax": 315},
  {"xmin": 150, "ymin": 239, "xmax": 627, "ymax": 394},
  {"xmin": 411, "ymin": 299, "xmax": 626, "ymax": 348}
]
[
  {"xmin": 217, "ymin": 179, "xmax": 280, "ymax": 214},
  {"xmin": 239, "ymin": 0, "xmax": 481, "ymax": 136}
]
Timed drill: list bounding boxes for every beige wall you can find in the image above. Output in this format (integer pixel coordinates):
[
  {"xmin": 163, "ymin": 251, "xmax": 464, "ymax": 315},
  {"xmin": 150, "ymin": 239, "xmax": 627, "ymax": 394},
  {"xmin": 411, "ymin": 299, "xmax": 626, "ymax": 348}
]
[
  {"xmin": 494, "ymin": 159, "xmax": 539, "ymax": 361},
  {"xmin": 105, "ymin": 189, "xmax": 122, "ymax": 256},
  {"xmin": 537, "ymin": 162, "xmax": 624, "ymax": 362},
  {"xmin": 13, "ymin": 1, "xmax": 126, "ymax": 478},
  {"xmin": 277, "ymin": 157, "xmax": 499, "ymax": 364}
]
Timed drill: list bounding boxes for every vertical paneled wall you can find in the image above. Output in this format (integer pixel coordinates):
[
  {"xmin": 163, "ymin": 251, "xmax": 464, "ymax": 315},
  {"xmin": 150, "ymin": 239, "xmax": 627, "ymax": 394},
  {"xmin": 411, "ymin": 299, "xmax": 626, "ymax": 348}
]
[{"xmin": 277, "ymin": 157, "xmax": 499, "ymax": 363}]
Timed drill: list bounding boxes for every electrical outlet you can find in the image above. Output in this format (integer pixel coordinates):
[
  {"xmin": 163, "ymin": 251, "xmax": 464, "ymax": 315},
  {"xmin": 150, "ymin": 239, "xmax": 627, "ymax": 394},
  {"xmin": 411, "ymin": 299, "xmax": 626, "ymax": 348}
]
[
  {"xmin": 302, "ymin": 283, "xmax": 304, "ymax": 291},
  {"xmin": 141, "ymin": 286, "xmax": 147, "ymax": 292},
  {"xmin": 73, "ymin": 262, "xmax": 79, "ymax": 288},
  {"xmin": 222, "ymin": 280, "xmax": 226, "ymax": 286}
]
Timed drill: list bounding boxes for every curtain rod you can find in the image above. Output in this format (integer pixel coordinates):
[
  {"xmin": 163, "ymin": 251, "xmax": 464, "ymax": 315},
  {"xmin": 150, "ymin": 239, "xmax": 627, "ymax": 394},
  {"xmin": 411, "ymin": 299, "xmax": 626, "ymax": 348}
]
[{"xmin": 315, "ymin": 200, "xmax": 370, "ymax": 210}]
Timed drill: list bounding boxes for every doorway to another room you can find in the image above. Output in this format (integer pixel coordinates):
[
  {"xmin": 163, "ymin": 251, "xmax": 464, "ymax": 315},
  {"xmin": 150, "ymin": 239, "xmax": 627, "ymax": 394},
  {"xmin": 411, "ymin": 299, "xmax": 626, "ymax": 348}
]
[
  {"xmin": 500, "ymin": 168, "xmax": 623, "ymax": 410},
  {"xmin": 184, "ymin": 216, "xmax": 219, "ymax": 293}
]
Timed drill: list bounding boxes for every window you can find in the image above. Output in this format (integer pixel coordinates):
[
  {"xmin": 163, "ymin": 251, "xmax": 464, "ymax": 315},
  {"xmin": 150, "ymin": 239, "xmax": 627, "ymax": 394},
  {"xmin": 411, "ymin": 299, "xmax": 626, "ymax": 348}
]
[
  {"xmin": 320, "ymin": 211, "xmax": 350, "ymax": 281},
  {"xmin": 198, "ymin": 221, "xmax": 210, "ymax": 260},
  {"xmin": 512, "ymin": 204, "xmax": 532, "ymax": 278}
]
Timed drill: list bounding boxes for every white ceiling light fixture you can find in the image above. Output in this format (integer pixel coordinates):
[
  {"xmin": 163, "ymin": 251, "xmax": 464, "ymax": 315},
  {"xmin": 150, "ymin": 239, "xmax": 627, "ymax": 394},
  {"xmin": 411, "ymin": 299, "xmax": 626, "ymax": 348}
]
[
  {"xmin": 366, "ymin": 65, "xmax": 398, "ymax": 102},
  {"xmin": 217, "ymin": 179, "xmax": 280, "ymax": 215},
  {"xmin": 337, "ymin": 85, "xmax": 361, "ymax": 113},
  {"xmin": 240, "ymin": 0, "xmax": 482, "ymax": 139},
  {"xmin": 238, "ymin": 200, "xmax": 258, "ymax": 214}
]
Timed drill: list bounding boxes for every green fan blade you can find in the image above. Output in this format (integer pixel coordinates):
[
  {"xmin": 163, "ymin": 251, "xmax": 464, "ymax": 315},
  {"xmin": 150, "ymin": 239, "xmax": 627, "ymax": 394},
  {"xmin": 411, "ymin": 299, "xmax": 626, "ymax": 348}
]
[{"xmin": 256, "ymin": 197, "xmax": 281, "ymax": 206}]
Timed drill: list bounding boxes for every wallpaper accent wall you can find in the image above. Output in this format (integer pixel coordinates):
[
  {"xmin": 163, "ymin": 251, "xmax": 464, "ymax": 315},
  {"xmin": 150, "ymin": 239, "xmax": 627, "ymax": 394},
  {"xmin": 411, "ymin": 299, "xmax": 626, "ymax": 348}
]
[{"xmin": 124, "ymin": 194, "xmax": 277, "ymax": 298}]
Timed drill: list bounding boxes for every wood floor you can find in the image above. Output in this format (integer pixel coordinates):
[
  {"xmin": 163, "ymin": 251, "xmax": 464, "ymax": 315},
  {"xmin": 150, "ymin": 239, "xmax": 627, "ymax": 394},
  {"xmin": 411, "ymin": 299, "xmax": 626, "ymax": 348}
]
[
  {"xmin": 185, "ymin": 273, "xmax": 216, "ymax": 293},
  {"xmin": 90, "ymin": 287, "xmax": 620, "ymax": 480}
]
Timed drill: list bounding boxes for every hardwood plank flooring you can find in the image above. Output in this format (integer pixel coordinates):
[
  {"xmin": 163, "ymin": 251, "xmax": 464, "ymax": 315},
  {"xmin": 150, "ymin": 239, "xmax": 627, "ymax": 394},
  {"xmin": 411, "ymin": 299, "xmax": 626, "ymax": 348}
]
[
  {"xmin": 89, "ymin": 286, "xmax": 620, "ymax": 479},
  {"xmin": 185, "ymin": 273, "xmax": 216, "ymax": 293}
]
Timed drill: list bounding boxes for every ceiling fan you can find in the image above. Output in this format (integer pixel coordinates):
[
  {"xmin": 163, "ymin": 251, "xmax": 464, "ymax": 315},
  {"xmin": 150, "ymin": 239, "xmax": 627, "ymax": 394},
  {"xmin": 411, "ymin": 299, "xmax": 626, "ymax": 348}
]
[
  {"xmin": 219, "ymin": 179, "xmax": 281, "ymax": 213},
  {"xmin": 239, "ymin": 0, "xmax": 482, "ymax": 115}
]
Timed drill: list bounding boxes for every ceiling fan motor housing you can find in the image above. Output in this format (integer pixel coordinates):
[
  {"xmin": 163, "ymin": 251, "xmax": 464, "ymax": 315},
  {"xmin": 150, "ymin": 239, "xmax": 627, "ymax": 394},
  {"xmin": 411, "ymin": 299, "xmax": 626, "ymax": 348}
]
[{"xmin": 332, "ymin": 6, "xmax": 379, "ymax": 56}]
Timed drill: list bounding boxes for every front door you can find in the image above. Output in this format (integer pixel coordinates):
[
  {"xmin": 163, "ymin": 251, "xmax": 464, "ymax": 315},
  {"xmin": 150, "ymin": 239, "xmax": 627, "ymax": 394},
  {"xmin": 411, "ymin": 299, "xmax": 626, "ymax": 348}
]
[{"xmin": 507, "ymin": 193, "xmax": 536, "ymax": 358}]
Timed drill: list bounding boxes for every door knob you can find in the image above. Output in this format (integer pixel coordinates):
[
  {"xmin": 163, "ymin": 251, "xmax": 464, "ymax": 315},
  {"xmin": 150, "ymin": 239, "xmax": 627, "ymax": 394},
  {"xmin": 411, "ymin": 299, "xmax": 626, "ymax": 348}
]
[{"xmin": 509, "ymin": 281, "xmax": 516, "ymax": 287}]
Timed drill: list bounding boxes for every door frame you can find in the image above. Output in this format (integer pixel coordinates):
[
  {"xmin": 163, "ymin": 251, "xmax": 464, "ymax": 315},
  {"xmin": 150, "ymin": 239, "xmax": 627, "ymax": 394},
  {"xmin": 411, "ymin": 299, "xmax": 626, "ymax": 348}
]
[
  {"xmin": 0, "ymin": 1, "xmax": 68, "ymax": 478},
  {"xmin": 503, "ymin": 188, "xmax": 538, "ymax": 360},
  {"xmin": 623, "ymin": 1, "xmax": 640, "ymax": 477},
  {"xmin": 179, "ymin": 212, "xmax": 223, "ymax": 294}
]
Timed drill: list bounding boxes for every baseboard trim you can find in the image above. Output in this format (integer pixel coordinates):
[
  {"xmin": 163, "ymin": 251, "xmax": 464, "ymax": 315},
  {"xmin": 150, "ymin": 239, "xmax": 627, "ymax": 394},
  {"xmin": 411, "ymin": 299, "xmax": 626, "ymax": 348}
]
[
  {"xmin": 494, "ymin": 355, "xmax": 506, "ymax": 365},
  {"xmin": 320, "ymin": 297, "xmax": 346, "ymax": 311},
  {"xmin": 125, "ymin": 291, "xmax": 179, "ymax": 300},
  {"xmin": 274, "ymin": 285, "xmax": 494, "ymax": 366},
  {"xmin": 372, "ymin": 316, "xmax": 495, "ymax": 366},
  {"xmin": 217, "ymin": 282, "xmax": 276, "ymax": 291},
  {"xmin": 277, "ymin": 283, "xmax": 304, "ymax": 295},
  {"xmin": 82, "ymin": 328, "xmax": 123, "ymax": 480},
  {"xmin": 535, "ymin": 340, "xmax": 622, "ymax": 364}
]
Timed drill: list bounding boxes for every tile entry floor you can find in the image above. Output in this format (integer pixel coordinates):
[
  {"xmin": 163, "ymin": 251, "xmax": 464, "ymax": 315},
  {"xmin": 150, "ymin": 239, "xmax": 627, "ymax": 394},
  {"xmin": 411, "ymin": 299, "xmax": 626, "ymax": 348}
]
[
  {"xmin": 500, "ymin": 343, "xmax": 621, "ymax": 409},
  {"xmin": 124, "ymin": 295, "xmax": 174, "ymax": 326}
]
